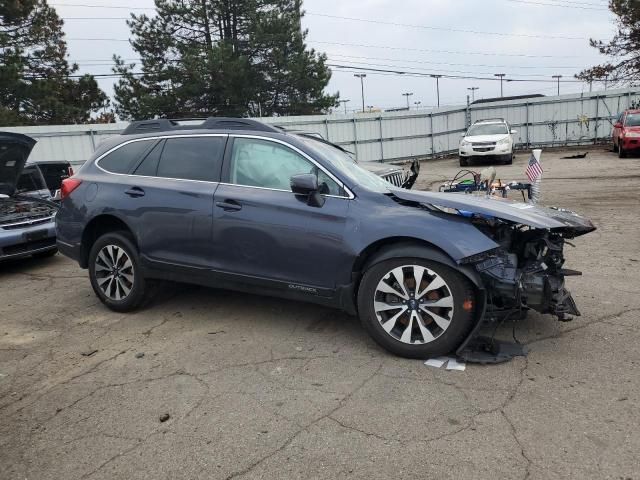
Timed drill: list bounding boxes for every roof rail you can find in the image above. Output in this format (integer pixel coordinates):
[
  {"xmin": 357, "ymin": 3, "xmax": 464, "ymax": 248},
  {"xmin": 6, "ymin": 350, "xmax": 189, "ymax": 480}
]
[{"xmin": 121, "ymin": 117, "xmax": 281, "ymax": 135}]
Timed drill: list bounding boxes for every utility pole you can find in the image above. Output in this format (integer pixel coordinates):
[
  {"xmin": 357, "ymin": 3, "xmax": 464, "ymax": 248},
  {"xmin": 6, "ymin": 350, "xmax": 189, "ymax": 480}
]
[
  {"xmin": 552, "ymin": 75, "xmax": 562, "ymax": 96},
  {"xmin": 430, "ymin": 75, "xmax": 442, "ymax": 107},
  {"xmin": 354, "ymin": 74, "xmax": 366, "ymax": 113},
  {"xmin": 467, "ymin": 86, "xmax": 479, "ymax": 102},
  {"xmin": 494, "ymin": 73, "xmax": 506, "ymax": 97},
  {"xmin": 339, "ymin": 99, "xmax": 350, "ymax": 114},
  {"xmin": 402, "ymin": 92, "xmax": 413, "ymax": 109},
  {"xmin": 604, "ymin": 74, "xmax": 609, "ymax": 90},
  {"xmin": 414, "ymin": 101, "xmax": 421, "ymax": 110}
]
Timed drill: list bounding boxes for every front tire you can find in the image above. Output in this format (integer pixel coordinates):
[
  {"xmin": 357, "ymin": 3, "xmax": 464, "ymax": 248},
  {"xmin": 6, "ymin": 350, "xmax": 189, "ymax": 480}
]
[
  {"xmin": 88, "ymin": 232, "xmax": 148, "ymax": 312},
  {"xmin": 459, "ymin": 157, "xmax": 469, "ymax": 167},
  {"xmin": 357, "ymin": 258, "xmax": 476, "ymax": 358},
  {"xmin": 504, "ymin": 153, "xmax": 513, "ymax": 165}
]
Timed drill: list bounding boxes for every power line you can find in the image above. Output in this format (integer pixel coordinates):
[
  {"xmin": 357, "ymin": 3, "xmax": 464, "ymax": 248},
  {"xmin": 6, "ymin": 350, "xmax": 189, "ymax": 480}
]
[
  {"xmin": 324, "ymin": 58, "xmax": 579, "ymax": 78},
  {"xmin": 71, "ymin": 53, "xmax": 585, "ymax": 71},
  {"xmin": 63, "ymin": 37, "xmax": 597, "ymax": 59},
  {"xmin": 504, "ymin": 0, "xmax": 608, "ymax": 9},
  {"xmin": 309, "ymin": 40, "xmax": 594, "ymax": 59},
  {"xmin": 304, "ymin": 12, "xmax": 585, "ymax": 40},
  {"xmin": 51, "ymin": 3, "xmax": 588, "ymax": 40}
]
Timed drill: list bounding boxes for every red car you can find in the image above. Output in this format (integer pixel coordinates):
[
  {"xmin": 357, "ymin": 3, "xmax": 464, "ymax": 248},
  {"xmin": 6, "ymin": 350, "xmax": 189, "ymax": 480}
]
[{"xmin": 612, "ymin": 109, "xmax": 640, "ymax": 158}]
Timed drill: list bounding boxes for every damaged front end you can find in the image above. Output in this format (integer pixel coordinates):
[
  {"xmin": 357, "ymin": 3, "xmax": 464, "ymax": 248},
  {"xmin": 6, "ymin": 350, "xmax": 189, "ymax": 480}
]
[
  {"xmin": 387, "ymin": 189, "xmax": 596, "ymax": 361},
  {"xmin": 465, "ymin": 221, "xmax": 585, "ymax": 322}
]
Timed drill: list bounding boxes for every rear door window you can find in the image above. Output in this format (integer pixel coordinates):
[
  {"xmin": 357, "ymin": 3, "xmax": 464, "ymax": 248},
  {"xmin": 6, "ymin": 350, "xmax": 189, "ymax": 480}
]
[
  {"xmin": 99, "ymin": 140, "xmax": 154, "ymax": 174},
  {"xmin": 156, "ymin": 136, "xmax": 225, "ymax": 182}
]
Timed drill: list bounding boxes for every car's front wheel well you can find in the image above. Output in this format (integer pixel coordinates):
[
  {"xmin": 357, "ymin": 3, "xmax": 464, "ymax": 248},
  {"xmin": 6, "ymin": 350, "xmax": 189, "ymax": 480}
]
[
  {"xmin": 80, "ymin": 215, "xmax": 136, "ymax": 268},
  {"xmin": 350, "ymin": 237, "xmax": 483, "ymax": 303}
]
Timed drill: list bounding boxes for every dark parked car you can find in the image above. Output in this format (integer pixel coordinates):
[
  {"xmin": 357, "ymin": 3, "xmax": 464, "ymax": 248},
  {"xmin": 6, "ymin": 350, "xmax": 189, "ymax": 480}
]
[
  {"xmin": 56, "ymin": 118, "xmax": 595, "ymax": 358},
  {"xmin": 28, "ymin": 161, "xmax": 74, "ymax": 199},
  {"xmin": 1, "ymin": 133, "xmax": 58, "ymax": 262}
]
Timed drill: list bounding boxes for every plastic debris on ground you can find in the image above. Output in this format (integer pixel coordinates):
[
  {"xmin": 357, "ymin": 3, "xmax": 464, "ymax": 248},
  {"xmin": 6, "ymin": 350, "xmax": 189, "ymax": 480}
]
[{"xmin": 424, "ymin": 356, "xmax": 466, "ymax": 371}]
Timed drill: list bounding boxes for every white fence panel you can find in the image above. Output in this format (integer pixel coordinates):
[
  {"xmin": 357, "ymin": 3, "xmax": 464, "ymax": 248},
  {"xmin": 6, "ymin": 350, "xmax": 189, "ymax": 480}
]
[{"xmin": 4, "ymin": 88, "xmax": 640, "ymax": 165}]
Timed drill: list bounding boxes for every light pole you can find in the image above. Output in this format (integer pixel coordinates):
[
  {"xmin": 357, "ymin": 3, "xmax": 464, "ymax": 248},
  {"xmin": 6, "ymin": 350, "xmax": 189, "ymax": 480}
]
[
  {"xmin": 354, "ymin": 74, "xmax": 366, "ymax": 113},
  {"xmin": 339, "ymin": 99, "xmax": 350, "ymax": 114},
  {"xmin": 402, "ymin": 92, "xmax": 413, "ymax": 109},
  {"xmin": 430, "ymin": 75, "xmax": 442, "ymax": 107},
  {"xmin": 414, "ymin": 101, "xmax": 421, "ymax": 110},
  {"xmin": 467, "ymin": 86, "xmax": 479, "ymax": 102},
  {"xmin": 552, "ymin": 75, "xmax": 562, "ymax": 96},
  {"xmin": 494, "ymin": 73, "xmax": 506, "ymax": 97}
]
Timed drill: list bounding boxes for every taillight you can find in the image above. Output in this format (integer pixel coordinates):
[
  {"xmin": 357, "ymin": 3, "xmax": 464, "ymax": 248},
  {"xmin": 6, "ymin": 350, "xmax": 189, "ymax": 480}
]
[{"xmin": 61, "ymin": 178, "xmax": 82, "ymax": 200}]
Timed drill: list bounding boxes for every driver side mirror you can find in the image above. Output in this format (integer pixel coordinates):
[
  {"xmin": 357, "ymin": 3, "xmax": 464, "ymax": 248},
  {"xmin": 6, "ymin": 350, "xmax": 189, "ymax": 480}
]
[{"xmin": 290, "ymin": 173, "xmax": 325, "ymax": 208}]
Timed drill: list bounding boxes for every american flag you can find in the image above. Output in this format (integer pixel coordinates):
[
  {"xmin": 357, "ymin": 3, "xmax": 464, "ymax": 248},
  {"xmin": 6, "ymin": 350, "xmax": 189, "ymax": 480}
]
[{"xmin": 525, "ymin": 153, "xmax": 543, "ymax": 182}]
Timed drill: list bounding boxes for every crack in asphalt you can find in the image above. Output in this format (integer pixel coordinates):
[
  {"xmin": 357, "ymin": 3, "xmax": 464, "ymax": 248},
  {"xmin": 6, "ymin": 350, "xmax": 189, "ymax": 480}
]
[
  {"xmin": 223, "ymin": 361, "xmax": 384, "ymax": 480},
  {"xmin": 525, "ymin": 307, "xmax": 640, "ymax": 346}
]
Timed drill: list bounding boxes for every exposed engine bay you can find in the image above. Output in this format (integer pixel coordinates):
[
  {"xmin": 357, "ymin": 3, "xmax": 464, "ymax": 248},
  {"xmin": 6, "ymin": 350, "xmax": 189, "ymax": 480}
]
[
  {"xmin": 0, "ymin": 196, "xmax": 56, "ymax": 227},
  {"xmin": 470, "ymin": 221, "xmax": 581, "ymax": 321}
]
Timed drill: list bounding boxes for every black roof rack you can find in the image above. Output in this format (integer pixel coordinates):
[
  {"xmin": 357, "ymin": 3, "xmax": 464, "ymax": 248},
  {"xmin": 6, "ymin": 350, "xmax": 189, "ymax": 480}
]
[{"xmin": 121, "ymin": 117, "xmax": 281, "ymax": 135}]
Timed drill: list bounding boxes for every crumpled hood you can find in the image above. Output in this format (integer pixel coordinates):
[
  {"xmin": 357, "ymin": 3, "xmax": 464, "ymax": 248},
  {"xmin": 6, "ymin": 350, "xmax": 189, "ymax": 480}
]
[
  {"xmin": 390, "ymin": 188, "xmax": 596, "ymax": 236},
  {"xmin": 0, "ymin": 132, "xmax": 36, "ymax": 197}
]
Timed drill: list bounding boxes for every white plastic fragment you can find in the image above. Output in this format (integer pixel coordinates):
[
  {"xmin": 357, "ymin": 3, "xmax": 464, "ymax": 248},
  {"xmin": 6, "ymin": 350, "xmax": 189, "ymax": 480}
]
[
  {"xmin": 445, "ymin": 358, "xmax": 466, "ymax": 371},
  {"xmin": 424, "ymin": 356, "xmax": 466, "ymax": 371},
  {"xmin": 424, "ymin": 357, "xmax": 448, "ymax": 368}
]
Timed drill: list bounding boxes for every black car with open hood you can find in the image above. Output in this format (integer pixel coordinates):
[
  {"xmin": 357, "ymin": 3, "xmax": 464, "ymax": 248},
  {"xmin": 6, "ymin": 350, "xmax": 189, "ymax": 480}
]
[{"xmin": 0, "ymin": 132, "xmax": 58, "ymax": 261}]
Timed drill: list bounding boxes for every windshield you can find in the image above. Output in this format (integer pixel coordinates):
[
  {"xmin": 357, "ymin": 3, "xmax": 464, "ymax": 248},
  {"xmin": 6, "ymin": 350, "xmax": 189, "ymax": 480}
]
[
  {"xmin": 466, "ymin": 123, "xmax": 508, "ymax": 136},
  {"xmin": 297, "ymin": 136, "xmax": 391, "ymax": 193},
  {"xmin": 625, "ymin": 113, "xmax": 640, "ymax": 126}
]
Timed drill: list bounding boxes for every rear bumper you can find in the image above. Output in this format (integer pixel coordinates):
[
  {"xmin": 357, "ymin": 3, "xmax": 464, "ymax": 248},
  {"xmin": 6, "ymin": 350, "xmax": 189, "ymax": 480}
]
[
  {"xmin": 56, "ymin": 239, "xmax": 82, "ymax": 265},
  {"xmin": 0, "ymin": 219, "xmax": 57, "ymax": 261}
]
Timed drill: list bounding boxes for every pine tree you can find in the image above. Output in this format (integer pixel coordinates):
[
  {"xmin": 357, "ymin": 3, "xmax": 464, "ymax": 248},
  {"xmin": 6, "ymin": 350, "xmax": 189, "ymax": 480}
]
[
  {"xmin": 577, "ymin": 0, "xmax": 640, "ymax": 85},
  {"xmin": 0, "ymin": 0, "xmax": 108, "ymax": 126},
  {"xmin": 113, "ymin": 0, "xmax": 338, "ymax": 119}
]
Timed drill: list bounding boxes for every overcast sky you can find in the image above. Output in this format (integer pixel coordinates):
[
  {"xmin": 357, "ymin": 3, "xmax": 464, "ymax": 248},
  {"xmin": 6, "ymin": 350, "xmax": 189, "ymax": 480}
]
[{"xmin": 51, "ymin": 0, "xmax": 617, "ymax": 112}]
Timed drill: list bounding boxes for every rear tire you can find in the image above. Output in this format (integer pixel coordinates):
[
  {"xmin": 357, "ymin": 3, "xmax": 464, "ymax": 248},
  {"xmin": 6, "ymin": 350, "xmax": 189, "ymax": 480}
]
[
  {"xmin": 88, "ymin": 232, "xmax": 149, "ymax": 312},
  {"xmin": 357, "ymin": 257, "xmax": 477, "ymax": 358}
]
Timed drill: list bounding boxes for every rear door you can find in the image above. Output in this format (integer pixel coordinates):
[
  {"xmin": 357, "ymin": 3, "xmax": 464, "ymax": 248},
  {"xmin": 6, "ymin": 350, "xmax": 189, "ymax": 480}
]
[
  {"xmin": 213, "ymin": 136, "xmax": 350, "ymax": 290},
  {"xmin": 125, "ymin": 134, "xmax": 227, "ymax": 269}
]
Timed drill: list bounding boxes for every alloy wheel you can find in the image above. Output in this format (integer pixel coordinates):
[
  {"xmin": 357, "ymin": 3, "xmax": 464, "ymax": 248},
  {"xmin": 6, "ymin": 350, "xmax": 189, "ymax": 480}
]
[
  {"xmin": 373, "ymin": 265, "xmax": 454, "ymax": 345},
  {"xmin": 94, "ymin": 244, "xmax": 135, "ymax": 301}
]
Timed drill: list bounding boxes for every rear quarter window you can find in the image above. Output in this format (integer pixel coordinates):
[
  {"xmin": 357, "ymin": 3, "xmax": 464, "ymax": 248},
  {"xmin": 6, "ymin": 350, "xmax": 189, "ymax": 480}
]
[{"xmin": 98, "ymin": 140, "xmax": 155, "ymax": 174}]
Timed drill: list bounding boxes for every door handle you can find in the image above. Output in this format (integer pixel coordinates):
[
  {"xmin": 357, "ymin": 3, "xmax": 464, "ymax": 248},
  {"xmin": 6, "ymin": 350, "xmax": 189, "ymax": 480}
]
[
  {"xmin": 125, "ymin": 187, "xmax": 145, "ymax": 197},
  {"xmin": 215, "ymin": 200, "xmax": 242, "ymax": 211}
]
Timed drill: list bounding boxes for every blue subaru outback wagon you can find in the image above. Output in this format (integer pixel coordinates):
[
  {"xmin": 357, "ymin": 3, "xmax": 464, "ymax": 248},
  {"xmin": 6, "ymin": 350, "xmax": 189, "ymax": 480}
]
[{"xmin": 56, "ymin": 118, "xmax": 595, "ymax": 358}]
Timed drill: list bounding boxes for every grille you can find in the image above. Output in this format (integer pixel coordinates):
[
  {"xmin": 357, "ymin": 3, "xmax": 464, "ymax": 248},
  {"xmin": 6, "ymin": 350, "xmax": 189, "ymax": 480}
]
[
  {"xmin": 0, "ymin": 215, "xmax": 54, "ymax": 230},
  {"xmin": 383, "ymin": 171, "xmax": 405, "ymax": 187},
  {"xmin": 472, "ymin": 142, "xmax": 496, "ymax": 153}
]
